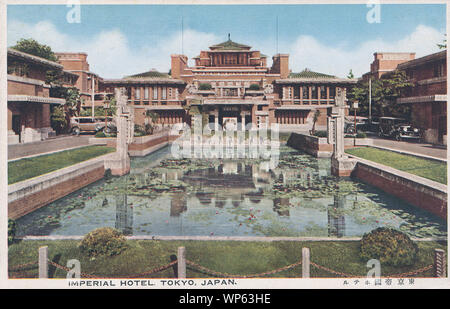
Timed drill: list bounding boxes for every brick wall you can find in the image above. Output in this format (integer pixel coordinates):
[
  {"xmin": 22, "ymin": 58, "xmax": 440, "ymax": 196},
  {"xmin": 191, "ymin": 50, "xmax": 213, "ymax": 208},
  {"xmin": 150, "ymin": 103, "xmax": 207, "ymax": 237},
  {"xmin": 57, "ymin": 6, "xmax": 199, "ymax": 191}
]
[
  {"xmin": 352, "ymin": 163, "xmax": 447, "ymax": 220},
  {"xmin": 8, "ymin": 166, "xmax": 105, "ymax": 219}
]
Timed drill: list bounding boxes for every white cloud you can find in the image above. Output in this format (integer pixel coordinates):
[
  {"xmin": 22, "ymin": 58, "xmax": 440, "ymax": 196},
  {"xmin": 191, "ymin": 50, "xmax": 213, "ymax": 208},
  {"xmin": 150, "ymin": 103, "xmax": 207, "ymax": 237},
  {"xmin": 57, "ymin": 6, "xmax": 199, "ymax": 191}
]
[
  {"xmin": 7, "ymin": 20, "xmax": 220, "ymax": 78},
  {"xmin": 284, "ymin": 24, "xmax": 445, "ymax": 78},
  {"xmin": 7, "ymin": 20, "xmax": 445, "ymax": 78}
]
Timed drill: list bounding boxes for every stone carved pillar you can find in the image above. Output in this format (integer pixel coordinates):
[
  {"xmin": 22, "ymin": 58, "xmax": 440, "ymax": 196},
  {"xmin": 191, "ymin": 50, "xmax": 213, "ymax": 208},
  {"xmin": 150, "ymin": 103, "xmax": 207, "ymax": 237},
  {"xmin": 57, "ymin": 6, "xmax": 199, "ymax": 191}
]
[
  {"xmin": 104, "ymin": 87, "xmax": 132, "ymax": 176},
  {"xmin": 330, "ymin": 87, "xmax": 356, "ymax": 177}
]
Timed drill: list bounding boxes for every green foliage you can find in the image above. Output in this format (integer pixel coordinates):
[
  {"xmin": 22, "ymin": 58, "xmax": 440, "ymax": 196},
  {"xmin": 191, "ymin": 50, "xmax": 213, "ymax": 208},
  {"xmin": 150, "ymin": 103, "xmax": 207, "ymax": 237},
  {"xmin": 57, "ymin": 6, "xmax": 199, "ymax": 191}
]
[
  {"xmin": 134, "ymin": 124, "xmax": 146, "ymax": 136},
  {"xmin": 198, "ymin": 83, "xmax": 212, "ymax": 90},
  {"xmin": 51, "ymin": 86, "xmax": 81, "ymax": 117},
  {"xmin": 248, "ymin": 84, "xmax": 261, "ymax": 90},
  {"xmin": 310, "ymin": 109, "xmax": 321, "ymax": 134},
  {"xmin": 11, "ymin": 39, "xmax": 62, "ymax": 84},
  {"xmin": 11, "ymin": 38, "xmax": 58, "ymax": 61},
  {"xmin": 347, "ymin": 69, "xmax": 354, "ymax": 79},
  {"xmin": 8, "ymin": 219, "xmax": 16, "ymax": 245},
  {"xmin": 360, "ymin": 227, "xmax": 418, "ymax": 266},
  {"xmin": 8, "ymin": 239, "xmax": 444, "ymax": 278},
  {"xmin": 50, "ymin": 105, "xmax": 67, "ymax": 134},
  {"xmin": 356, "ymin": 132, "xmax": 367, "ymax": 138},
  {"xmin": 348, "ymin": 70, "xmax": 413, "ymax": 118},
  {"xmin": 313, "ymin": 130, "xmax": 327, "ymax": 138},
  {"xmin": 95, "ymin": 131, "xmax": 106, "ymax": 138},
  {"xmin": 79, "ymin": 227, "xmax": 128, "ymax": 258}
]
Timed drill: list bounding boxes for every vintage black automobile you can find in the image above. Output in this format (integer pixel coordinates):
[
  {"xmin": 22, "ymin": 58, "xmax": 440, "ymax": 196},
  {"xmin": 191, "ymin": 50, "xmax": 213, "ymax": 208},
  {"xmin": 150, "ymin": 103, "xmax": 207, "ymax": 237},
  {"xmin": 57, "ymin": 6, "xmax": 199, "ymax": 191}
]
[{"xmin": 378, "ymin": 117, "xmax": 422, "ymax": 141}]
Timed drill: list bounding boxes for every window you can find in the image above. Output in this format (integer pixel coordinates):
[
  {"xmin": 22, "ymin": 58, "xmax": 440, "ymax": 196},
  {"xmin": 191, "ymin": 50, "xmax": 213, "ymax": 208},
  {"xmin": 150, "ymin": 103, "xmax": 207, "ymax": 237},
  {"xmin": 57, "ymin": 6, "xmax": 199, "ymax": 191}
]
[
  {"xmin": 257, "ymin": 105, "xmax": 263, "ymax": 111},
  {"xmin": 311, "ymin": 86, "xmax": 318, "ymax": 99},
  {"xmin": 302, "ymin": 86, "xmax": 309, "ymax": 100},
  {"xmin": 294, "ymin": 86, "xmax": 300, "ymax": 99},
  {"xmin": 329, "ymin": 87, "xmax": 335, "ymax": 99},
  {"xmin": 153, "ymin": 87, "xmax": 158, "ymax": 100},
  {"xmin": 320, "ymin": 86, "xmax": 326, "ymax": 99},
  {"xmin": 162, "ymin": 87, "xmax": 167, "ymax": 100},
  {"xmin": 144, "ymin": 87, "xmax": 149, "ymax": 100},
  {"xmin": 135, "ymin": 88, "xmax": 141, "ymax": 100},
  {"xmin": 434, "ymin": 63, "xmax": 445, "ymax": 78}
]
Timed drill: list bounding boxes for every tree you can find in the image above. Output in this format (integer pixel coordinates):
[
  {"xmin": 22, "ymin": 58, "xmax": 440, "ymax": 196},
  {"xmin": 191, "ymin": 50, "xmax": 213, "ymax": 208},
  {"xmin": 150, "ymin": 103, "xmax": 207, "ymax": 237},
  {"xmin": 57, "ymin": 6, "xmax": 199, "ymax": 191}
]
[
  {"xmin": 347, "ymin": 70, "xmax": 412, "ymax": 119},
  {"xmin": 11, "ymin": 38, "xmax": 58, "ymax": 61},
  {"xmin": 347, "ymin": 69, "xmax": 354, "ymax": 79},
  {"xmin": 51, "ymin": 86, "xmax": 81, "ymax": 117},
  {"xmin": 311, "ymin": 109, "xmax": 321, "ymax": 135},
  {"xmin": 11, "ymin": 38, "xmax": 61, "ymax": 84},
  {"xmin": 437, "ymin": 34, "xmax": 447, "ymax": 50},
  {"xmin": 145, "ymin": 110, "xmax": 160, "ymax": 134},
  {"xmin": 50, "ymin": 105, "xmax": 67, "ymax": 134}
]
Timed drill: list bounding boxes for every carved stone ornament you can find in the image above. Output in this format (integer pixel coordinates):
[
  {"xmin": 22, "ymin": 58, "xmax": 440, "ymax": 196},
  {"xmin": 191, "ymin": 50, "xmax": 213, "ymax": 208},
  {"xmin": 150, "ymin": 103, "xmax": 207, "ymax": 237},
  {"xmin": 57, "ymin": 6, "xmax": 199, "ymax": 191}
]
[
  {"xmin": 187, "ymin": 83, "xmax": 198, "ymax": 94},
  {"xmin": 264, "ymin": 84, "xmax": 274, "ymax": 94}
]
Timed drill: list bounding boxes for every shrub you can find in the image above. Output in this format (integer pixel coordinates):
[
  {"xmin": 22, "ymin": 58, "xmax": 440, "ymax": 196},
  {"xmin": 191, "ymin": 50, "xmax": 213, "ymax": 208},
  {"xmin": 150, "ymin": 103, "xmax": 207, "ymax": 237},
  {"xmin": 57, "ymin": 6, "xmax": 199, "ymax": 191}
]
[
  {"xmin": 360, "ymin": 227, "xmax": 418, "ymax": 266},
  {"xmin": 356, "ymin": 132, "xmax": 367, "ymax": 138},
  {"xmin": 313, "ymin": 130, "xmax": 327, "ymax": 138},
  {"xmin": 8, "ymin": 219, "xmax": 16, "ymax": 245},
  {"xmin": 248, "ymin": 84, "xmax": 261, "ymax": 91},
  {"xmin": 134, "ymin": 124, "xmax": 146, "ymax": 137},
  {"xmin": 79, "ymin": 227, "xmax": 128, "ymax": 258},
  {"xmin": 198, "ymin": 83, "xmax": 212, "ymax": 90},
  {"xmin": 95, "ymin": 131, "xmax": 106, "ymax": 138}
]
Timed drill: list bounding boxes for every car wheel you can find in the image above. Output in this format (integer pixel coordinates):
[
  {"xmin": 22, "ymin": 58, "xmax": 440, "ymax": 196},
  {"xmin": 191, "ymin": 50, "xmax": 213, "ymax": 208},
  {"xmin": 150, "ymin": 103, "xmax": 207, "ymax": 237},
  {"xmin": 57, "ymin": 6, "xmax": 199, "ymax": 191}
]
[{"xmin": 72, "ymin": 127, "xmax": 80, "ymax": 136}]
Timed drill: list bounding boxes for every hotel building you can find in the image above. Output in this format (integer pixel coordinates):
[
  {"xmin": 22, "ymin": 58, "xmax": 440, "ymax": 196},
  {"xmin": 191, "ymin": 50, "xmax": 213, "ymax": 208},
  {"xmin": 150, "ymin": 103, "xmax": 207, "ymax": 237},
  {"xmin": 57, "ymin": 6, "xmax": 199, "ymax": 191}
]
[
  {"xmin": 7, "ymin": 48, "xmax": 78, "ymax": 144},
  {"xmin": 65, "ymin": 37, "xmax": 357, "ymax": 132},
  {"xmin": 364, "ymin": 50, "xmax": 447, "ymax": 145}
]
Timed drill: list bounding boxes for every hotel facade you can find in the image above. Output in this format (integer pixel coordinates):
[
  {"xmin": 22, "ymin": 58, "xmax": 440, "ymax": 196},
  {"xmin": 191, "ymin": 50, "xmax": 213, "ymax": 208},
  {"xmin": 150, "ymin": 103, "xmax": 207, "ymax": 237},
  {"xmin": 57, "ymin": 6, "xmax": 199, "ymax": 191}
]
[{"xmin": 60, "ymin": 37, "xmax": 357, "ymax": 132}]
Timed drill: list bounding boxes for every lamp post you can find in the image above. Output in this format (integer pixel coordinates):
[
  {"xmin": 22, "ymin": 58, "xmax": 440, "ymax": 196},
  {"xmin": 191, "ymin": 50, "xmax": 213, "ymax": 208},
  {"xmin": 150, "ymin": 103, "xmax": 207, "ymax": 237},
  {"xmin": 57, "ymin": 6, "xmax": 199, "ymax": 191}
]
[
  {"xmin": 104, "ymin": 99, "xmax": 109, "ymax": 133},
  {"xmin": 353, "ymin": 101, "xmax": 359, "ymax": 135},
  {"xmin": 88, "ymin": 75, "xmax": 95, "ymax": 118}
]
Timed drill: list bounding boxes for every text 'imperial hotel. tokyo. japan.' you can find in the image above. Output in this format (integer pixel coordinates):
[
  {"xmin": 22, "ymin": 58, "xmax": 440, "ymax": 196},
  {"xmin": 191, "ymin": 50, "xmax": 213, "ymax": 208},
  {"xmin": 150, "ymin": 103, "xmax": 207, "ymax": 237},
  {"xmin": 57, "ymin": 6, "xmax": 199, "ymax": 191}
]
[{"xmin": 71, "ymin": 35, "xmax": 357, "ymax": 132}]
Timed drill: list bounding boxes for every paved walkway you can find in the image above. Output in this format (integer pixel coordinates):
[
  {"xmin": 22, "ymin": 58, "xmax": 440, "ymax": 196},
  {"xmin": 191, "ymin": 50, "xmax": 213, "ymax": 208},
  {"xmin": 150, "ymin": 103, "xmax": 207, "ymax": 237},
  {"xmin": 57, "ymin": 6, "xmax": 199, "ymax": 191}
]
[
  {"xmin": 8, "ymin": 134, "xmax": 93, "ymax": 160},
  {"xmin": 368, "ymin": 136, "xmax": 447, "ymax": 160}
]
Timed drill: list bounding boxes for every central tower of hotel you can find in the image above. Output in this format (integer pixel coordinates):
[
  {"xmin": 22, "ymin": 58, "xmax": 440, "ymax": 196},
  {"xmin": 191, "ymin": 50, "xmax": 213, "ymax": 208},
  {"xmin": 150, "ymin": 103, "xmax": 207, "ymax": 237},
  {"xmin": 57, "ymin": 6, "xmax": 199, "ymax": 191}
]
[{"xmin": 66, "ymin": 36, "xmax": 357, "ymax": 131}]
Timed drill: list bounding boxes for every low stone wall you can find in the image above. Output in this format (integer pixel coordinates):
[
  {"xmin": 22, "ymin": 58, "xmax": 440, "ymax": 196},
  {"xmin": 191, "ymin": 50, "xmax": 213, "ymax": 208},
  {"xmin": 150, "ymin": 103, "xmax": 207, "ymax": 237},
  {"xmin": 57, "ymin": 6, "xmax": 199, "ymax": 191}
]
[
  {"xmin": 286, "ymin": 133, "xmax": 332, "ymax": 157},
  {"xmin": 287, "ymin": 133, "xmax": 373, "ymax": 157},
  {"xmin": 90, "ymin": 131, "xmax": 178, "ymax": 157},
  {"xmin": 8, "ymin": 154, "xmax": 113, "ymax": 219},
  {"xmin": 351, "ymin": 158, "xmax": 447, "ymax": 220}
]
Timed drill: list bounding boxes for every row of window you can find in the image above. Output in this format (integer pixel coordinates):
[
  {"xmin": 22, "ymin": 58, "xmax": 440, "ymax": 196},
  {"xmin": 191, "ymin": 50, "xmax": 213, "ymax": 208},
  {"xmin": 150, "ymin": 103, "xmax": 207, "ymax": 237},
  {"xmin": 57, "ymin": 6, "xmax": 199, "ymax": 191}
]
[
  {"xmin": 284, "ymin": 86, "xmax": 336, "ymax": 100},
  {"xmin": 126, "ymin": 87, "xmax": 177, "ymax": 100}
]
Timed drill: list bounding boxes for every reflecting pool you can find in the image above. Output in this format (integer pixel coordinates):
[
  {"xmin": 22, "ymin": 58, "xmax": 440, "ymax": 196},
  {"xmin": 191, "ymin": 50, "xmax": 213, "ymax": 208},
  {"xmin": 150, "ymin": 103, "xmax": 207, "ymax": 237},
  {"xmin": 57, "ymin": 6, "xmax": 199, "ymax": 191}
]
[{"xmin": 16, "ymin": 146, "xmax": 447, "ymax": 238}]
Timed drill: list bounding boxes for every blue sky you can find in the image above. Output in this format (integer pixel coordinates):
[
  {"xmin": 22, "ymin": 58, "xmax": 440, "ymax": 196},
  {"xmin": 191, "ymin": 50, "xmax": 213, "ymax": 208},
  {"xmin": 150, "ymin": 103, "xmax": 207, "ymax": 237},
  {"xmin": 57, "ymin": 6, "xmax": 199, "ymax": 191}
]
[{"xmin": 7, "ymin": 4, "xmax": 446, "ymax": 78}]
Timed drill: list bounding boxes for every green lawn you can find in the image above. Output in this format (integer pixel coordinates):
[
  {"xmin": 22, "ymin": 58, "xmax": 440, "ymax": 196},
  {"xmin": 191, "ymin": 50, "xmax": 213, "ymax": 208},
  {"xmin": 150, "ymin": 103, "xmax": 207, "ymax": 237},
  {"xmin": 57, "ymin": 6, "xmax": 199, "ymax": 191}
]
[
  {"xmin": 8, "ymin": 240, "xmax": 445, "ymax": 278},
  {"xmin": 346, "ymin": 147, "xmax": 447, "ymax": 184},
  {"xmin": 8, "ymin": 146, "xmax": 115, "ymax": 184}
]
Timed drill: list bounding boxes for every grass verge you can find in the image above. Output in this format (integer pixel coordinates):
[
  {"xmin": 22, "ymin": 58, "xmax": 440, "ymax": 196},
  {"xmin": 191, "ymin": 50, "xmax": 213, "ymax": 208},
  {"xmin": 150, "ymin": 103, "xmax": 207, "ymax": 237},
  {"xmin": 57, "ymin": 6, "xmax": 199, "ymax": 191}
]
[
  {"xmin": 8, "ymin": 146, "xmax": 115, "ymax": 184},
  {"xmin": 8, "ymin": 240, "xmax": 446, "ymax": 278},
  {"xmin": 346, "ymin": 147, "xmax": 447, "ymax": 184}
]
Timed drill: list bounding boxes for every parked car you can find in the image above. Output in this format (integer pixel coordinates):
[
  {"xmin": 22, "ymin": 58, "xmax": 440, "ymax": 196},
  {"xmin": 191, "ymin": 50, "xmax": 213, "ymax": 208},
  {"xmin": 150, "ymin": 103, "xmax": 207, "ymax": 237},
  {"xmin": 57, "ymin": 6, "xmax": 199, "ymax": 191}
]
[
  {"xmin": 344, "ymin": 117, "xmax": 368, "ymax": 134},
  {"xmin": 378, "ymin": 117, "xmax": 422, "ymax": 141},
  {"xmin": 368, "ymin": 116, "xmax": 380, "ymax": 133},
  {"xmin": 94, "ymin": 117, "xmax": 116, "ymax": 133},
  {"xmin": 69, "ymin": 117, "xmax": 115, "ymax": 135}
]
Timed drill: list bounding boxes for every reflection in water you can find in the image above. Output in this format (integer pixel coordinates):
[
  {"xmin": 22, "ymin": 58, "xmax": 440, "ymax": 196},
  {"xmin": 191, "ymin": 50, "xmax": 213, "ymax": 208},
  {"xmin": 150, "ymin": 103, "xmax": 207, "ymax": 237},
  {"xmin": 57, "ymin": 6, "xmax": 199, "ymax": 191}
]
[
  {"xmin": 171, "ymin": 193, "xmax": 187, "ymax": 217},
  {"xmin": 327, "ymin": 194, "xmax": 346, "ymax": 237},
  {"xmin": 14, "ymin": 146, "xmax": 447, "ymax": 238},
  {"xmin": 273, "ymin": 198, "xmax": 290, "ymax": 217},
  {"xmin": 115, "ymin": 194, "xmax": 133, "ymax": 235}
]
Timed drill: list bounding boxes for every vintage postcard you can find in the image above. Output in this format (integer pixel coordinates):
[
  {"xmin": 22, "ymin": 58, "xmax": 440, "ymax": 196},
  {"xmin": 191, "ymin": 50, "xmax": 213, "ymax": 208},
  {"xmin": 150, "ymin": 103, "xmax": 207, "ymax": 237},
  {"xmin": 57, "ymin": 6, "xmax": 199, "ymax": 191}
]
[{"xmin": 1, "ymin": 0, "xmax": 449, "ymax": 295}]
